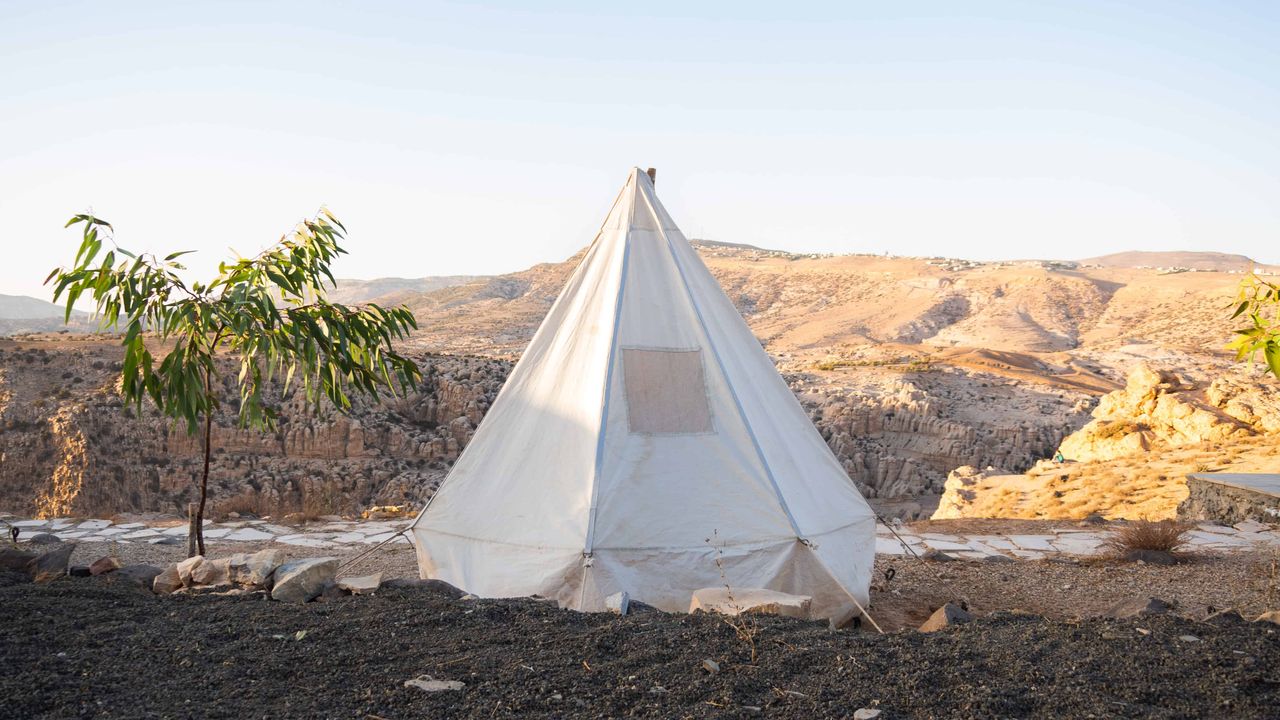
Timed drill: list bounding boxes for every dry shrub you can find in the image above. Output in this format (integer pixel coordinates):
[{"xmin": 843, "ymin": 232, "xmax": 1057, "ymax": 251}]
[
  {"xmin": 296, "ymin": 481, "xmax": 347, "ymax": 522},
  {"xmin": 212, "ymin": 491, "xmax": 273, "ymax": 520},
  {"xmin": 1104, "ymin": 519, "xmax": 1192, "ymax": 557},
  {"xmin": 1094, "ymin": 420, "xmax": 1141, "ymax": 440}
]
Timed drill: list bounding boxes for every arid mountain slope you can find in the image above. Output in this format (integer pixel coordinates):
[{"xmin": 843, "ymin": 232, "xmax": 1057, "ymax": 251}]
[{"xmin": 1, "ymin": 245, "xmax": 1274, "ymax": 519}]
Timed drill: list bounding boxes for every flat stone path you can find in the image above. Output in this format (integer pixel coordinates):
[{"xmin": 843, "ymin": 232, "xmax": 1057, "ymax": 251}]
[
  {"xmin": 3, "ymin": 515, "xmax": 1278, "ymax": 560},
  {"xmin": 875, "ymin": 520, "xmax": 1280, "ymax": 560},
  {"xmin": 1, "ymin": 516, "xmax": 414, "ymax": 549}
]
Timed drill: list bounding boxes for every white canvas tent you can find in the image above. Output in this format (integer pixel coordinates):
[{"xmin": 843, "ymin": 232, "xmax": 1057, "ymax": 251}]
[{"xmin": 411, "ymin": 168, "xmax": 875, "ymax": 624}]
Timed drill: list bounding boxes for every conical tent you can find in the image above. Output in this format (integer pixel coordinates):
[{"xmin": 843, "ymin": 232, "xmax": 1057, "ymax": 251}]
[{"xmin": 411, "ymin": 168, "xmax": 875, "ymax": 623}]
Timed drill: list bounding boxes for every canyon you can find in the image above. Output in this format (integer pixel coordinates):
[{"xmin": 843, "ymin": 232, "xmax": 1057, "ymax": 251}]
[{"xmin": 1, "ymin": 244, "xmax": 1276, "ymax": 519}]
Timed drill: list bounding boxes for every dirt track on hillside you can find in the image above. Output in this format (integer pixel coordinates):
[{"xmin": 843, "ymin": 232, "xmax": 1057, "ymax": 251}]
[{"xmin": 3, "ymin": 574, "xmax": 1279, "ymax": 719}]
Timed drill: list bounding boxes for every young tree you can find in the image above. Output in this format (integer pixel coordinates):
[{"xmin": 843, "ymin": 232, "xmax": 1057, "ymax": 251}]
[
  {"xmin": 1230, "ymin": 272, "xmax": 1280, "ymax": 380},
  {"xmin": 47, "ymin": 210, "xmax": 421, "ymax": 555}
]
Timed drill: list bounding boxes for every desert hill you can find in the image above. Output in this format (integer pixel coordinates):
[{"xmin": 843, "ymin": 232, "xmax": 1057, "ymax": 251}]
[
  {"xmin": 0, "ymin": 294, "xmax": 72, "ymax": 320},
  {"xmin": 1078, "ymin": 250, "xmax": 1268, "ymax": 272},
  {"xmin": 323, "ymin": 276, "xmax": 483, "ymax": 305},
  {"xmin": 1, "ymin": 242, "xmax": 1276, "ymax": 520},
  {"xmin": 0, "ymin": 294, "xmax": 91, "ymax": 335}
]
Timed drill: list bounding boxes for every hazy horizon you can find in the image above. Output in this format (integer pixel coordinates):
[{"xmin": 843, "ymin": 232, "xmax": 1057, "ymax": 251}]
[{"xmin": 3, "ymin": 1, "xmax": 1278, "ymax": 299}]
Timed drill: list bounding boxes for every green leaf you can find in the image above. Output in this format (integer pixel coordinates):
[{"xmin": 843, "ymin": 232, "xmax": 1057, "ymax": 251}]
[{"xmin": 1265, "ymin": 342, "xmax": 1280, "ymax": 380}]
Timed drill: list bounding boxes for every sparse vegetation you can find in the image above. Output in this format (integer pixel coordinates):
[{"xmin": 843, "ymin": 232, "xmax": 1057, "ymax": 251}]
[
  {"xmin": 1104, "ymin": 519, "xmax": 1192, "ymax": 559},
  {"xmin": 1229, "ymin": 272, "xmax": 1280, "ymax": 379}
]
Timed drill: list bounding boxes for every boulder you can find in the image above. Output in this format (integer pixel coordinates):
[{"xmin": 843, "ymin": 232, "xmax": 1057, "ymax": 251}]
[
  {"xmin": 317, "ymin": 580, "xmax": 350, "ymax": 602},
  {"xmin": 191, "ymin": 558, "xmax": 231, "ymax": 586},
  {"xmin": 0, "ymin": 548, "xmax": 36, "ymax": 573},
  {"xmin": 70, "ymin": 566, "xmax": 92, "ymax": 578},
  {"xmin": 605, "ymin": 591, "xmax": 630, "ymax": 615},
  {"xmin": 27, "ymin": 533, "xmax": 63, "ymax": 545},
  {"xmin": 1254, "ymin": 610, "xmax": 1280, "ymax": 625},
  {"xmin": 337, "ymin": 572, "xmax": 382, "ymax": 595},
  {"xmin": 28, "ymin": 543, "xmax": 75, "ymax": 583},
  {"xmin": 176, "ymin": 556, "xmax": 205, "ymax": 587},
  {"xmin": 89, "ymin": 556, "xmax": 123, "ymax": 576},
  {"xmin": 228, "ymin": 549, "xmax": 283, "ymax": 588},
  {"xmin": 404, "ymin": 676, "xmax": 465, "ymax": 692},
  {"xmin": 688, "ymin": 587, "xmax": 812, "ymax": 619},
  {"xmin": 382, "ymin": 578, "xmax": 466, "ymax": 600},
  {"xmin": 111, "ymin": 565, "xmax": 163, "ymax": 592},
  {"xmin": 918, "ymin": 603, "xmax": 973, "ymax": 632},
  {"xmin": 153, "ymin": 564, "xmax": 184, "ymax": 594},
  {"xmin": 1105, "ymin": 596, "xmax": 1172, "ymax": 619},
  {"xmin": 271, "ymin": 557, "xmax": 338, "ymax": 603}
]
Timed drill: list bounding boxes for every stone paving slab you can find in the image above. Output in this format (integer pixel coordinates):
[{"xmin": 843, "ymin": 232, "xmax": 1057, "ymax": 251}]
[{"xmin": 8, "ymin": 516, "xmax": 1278, "ymax": 561}]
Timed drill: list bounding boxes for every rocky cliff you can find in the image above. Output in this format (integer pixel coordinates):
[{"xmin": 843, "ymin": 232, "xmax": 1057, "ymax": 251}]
[
  {"xmin": 0, "ymin": 338, "xmax": 505, "ymax": 518},
  {"xmin": 1, "ymin": 335, "xmax": 1088, "ymax": 518},
  {"xmin": 934, "ymin": 364, "xmax": 1280, "ymax": 520}
]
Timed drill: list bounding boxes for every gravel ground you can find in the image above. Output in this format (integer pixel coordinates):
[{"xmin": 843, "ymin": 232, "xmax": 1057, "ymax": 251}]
[
  {"xmin": 2, "ymin": 573, "xmax": 1278, "ymax": 719},
  {"xmin": 86, "ymin": 538, "xmax": 1280, "ymax": 630}
]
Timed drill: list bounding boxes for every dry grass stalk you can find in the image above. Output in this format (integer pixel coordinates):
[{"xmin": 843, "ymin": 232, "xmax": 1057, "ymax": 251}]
[
  {"xmin": 707, "ymin": 531, "xmax": 760, "ymax": 664},
  {"xmin": 1104, "ymin": 519, "xmax": 1193, "ymax": 558}
]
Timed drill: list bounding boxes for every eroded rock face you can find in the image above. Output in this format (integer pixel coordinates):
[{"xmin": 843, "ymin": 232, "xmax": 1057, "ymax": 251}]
[
  {"xmin": 0, "ymin": 347, "xmax": 506, "ymax": 518},
  {"xmin": 1057, "ymin": 365, "xmax": 1254, "ymax": 464},
  {"xmin": 934, "ymin": 364, "xmax": 1280, "ymax": 521},
  {"xmin": 2, "ymin": 338, "xmax": 1087, "ymax": 516}
]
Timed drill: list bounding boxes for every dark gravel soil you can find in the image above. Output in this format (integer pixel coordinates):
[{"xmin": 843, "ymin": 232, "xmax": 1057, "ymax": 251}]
[{"xmin": 3, "ymin": 576, "xmax": 1279, "ymax": 720}]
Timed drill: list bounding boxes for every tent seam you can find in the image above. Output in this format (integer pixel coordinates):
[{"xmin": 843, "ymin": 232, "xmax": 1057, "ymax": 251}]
[
  {"xmin": 582, "ymin": 170, "xmax": 639, "ymax": 557},
  {"xmin": 639, "ymin": 181, "xmax": 808, "ymax": 543}
]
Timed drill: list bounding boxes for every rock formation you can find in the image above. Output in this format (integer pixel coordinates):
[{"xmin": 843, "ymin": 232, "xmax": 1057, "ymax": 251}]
[{"xmin": 934, "ymin": 364, "xmax": 1280, "ymax": 520}]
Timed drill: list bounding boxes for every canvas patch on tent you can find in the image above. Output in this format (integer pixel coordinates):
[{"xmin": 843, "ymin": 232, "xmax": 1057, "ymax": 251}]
[{"xmin": 621, "ymin": 348, "xmax": 713, "ymax": 434}]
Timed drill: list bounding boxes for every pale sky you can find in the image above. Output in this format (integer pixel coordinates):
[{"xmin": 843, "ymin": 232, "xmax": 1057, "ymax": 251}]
[{"xmin": 2, "ymin": 1, "xmax": 1278, "ymax": 299}]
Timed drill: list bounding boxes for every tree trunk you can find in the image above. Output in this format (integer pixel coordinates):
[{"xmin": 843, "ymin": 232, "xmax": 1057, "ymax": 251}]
[
  {"xmin": 187, "ymin": 503, "xmax": 197, "ymax": 557},
  {"xmin": 195, "ymin": 410, "xmax": 212, "ymax": 557}
]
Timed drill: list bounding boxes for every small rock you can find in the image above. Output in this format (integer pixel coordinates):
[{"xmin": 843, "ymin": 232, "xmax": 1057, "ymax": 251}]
[
  {"xmin": 606, "ymin": 591, "xmax": 630, "ymax": 615},
  {"xmin": 0, "ymin": 548, "xmax": 36, "ymax": 572},
  {"xmin": 1254, "ymin": 610, "xmax": 1280, "ymax": 625},
  {"xmin": 853, "ymin": 710, "xmax": 882, "ymax": 720},
  {"xmin": 404, "ymin": 675, "xmax": 465, "ymax": 692},
  {"xmin": 1104, "ymin": 596, "xmax": 1172, "ymax": 619},
  {"xmin": 337, "ymin": 572, "xmax": 382, "ymax": 595},
  {"xmin": 317, "ymin": 580, "xmax": 350, "ymax": 602},
  {"xmin": 228, "ymin": 549, "xmax": 284, "ymax": 588},
  {"xmin": 28, "ymin": 543, "xmax": 75, "ymax": 583},
  {"xmin": 111, "ymin": 564, "xmax": 163, "ymax": 592},
  {"xmin": 89, "ymin": 556, "xmax": 123, "ymax": 576},
  {"xmin": 192, "ymin": 558, "xmax": 232, "ymax": 586},
  {"xmin": 69, "ymin": 565, "xmax": 92, "ymax": 578},
  {"xmin": 176, "ymin": 556, "xmax": 205, "ymax": 587},
  {"xmin": 701, "ymin": 659, "xmax": 720, "ymax": 674},
  {"xmin": 153, "ymin": 564, "xmax": 184, "ymax": 594},
  {"xmin": 382, "ymin": 578, "xmax": 466, "ymax": 600},
  {"xmin": 689, "ymin": 587, "xmax": 812, "ymax": 619},
  {"xmin": 1204, "ymin": 609, "xmax": 1245, "ymax": 625},
  {"xmin": 271, "ymin": 557, "xmax": 338, "ymax": 603},
  {"xmin": 149, "ymin": 536, "xmax": 182, "ymax": 546},
  {"xmin": 1123, "ymin": 549, "xmax": 1177, "ymax": 566},
  {"xmin": 1178, "ymin": 634, "xmax": 1201, "ymax": 643},
  {"xmin": 918, "ymin": 602, "xmax": 972, "ymax": 632},
  {"xmin": 1082, "ymin": 513, "xmax": 1108, "ymax": 525},
  {"xmin": 921, "ymin": 549, "xmax": 956, "ymax": 563},
  {"xmin": 27, "ymin": 533, "xmax": 63, "ymax": 545}
]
